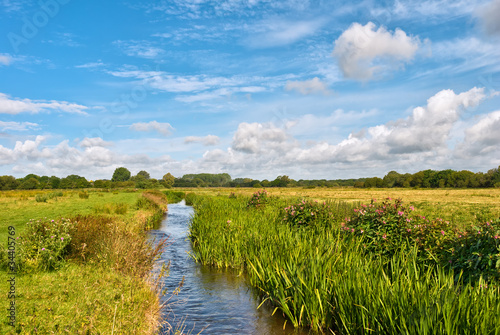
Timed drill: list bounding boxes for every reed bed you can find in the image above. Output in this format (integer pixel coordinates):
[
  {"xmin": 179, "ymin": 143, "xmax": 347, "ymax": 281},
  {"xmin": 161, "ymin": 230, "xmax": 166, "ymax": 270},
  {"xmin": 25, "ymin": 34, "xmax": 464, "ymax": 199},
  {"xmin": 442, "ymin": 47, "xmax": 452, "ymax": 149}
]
[{"xmin": 188, "ymin": 193, "xmax": 500, "ymax": 334}]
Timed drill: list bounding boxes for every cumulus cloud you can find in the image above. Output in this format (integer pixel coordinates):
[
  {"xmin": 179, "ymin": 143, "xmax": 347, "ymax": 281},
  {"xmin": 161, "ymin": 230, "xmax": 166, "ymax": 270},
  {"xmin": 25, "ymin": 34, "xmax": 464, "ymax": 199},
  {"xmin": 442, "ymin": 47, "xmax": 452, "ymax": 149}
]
[
  {"xmin": 332, "ymin": 22, "xmax": 420, "ymax": 80},
  {"xmin": 79, "ymin": 137, "xmax": 112, "ymax": 148},
  {"xmin": 455, "ymin": 110, "xmax": 500, "ymax": 158},
  {"xmin": 0, "ymin": 53, "xmax": 12, "ymax": 66},
  {"xmin": 0, "ymin": 93, "xmax": 89, "ymax": 115},
  {"xmin": 285, "ymin": 77, "xmax": 333, "ymax": 95},
  {"xmin": 184, "ymin": 135, "xmax": 220, "ymax": 146},
  {"xmin": 129, "ymin": 121, "xmax": 174, "ymax": 136},
  {"xmin": 476, "ymin": 0, "xmax": 500, "ymax": 35},
  {"xmin": 232, "ymin": 122, "xmax": 291, "ymax": 154}
]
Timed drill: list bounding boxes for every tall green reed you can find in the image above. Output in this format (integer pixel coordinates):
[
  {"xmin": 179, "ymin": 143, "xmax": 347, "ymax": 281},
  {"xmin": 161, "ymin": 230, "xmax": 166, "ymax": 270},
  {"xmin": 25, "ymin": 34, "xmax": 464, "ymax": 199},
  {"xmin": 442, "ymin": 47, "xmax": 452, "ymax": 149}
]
[{"xmin": 188, "ymin": 195, "xmax": 500, "ymax": 334}]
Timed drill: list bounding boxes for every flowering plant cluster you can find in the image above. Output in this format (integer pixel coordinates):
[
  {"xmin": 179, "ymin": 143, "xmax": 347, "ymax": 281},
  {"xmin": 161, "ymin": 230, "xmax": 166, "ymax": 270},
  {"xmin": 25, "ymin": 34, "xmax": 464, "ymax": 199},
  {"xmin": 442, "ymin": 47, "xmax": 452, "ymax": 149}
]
[
  {"xmin": 282, "ymin": 199, "xmax": 336, "ymax": 227},
  {"xmin": 447, "ymin": 219, "xmax": 500, "ymax": 282},
  {"xmin": 18, "ymin": 218, "xmax": 74, "ymax": 271},
  {"xmin": 342, "ymin": 198, "xmax": 500, "ymax": 281},
  {"xmin": 247, "ymin": 189, "xmax": 269, "ymax": 209}
]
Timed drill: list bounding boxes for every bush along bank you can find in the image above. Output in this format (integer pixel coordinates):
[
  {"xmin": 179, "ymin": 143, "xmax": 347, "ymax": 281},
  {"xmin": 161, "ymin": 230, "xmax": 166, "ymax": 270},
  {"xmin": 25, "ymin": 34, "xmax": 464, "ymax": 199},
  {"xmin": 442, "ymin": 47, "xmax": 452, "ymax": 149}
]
[
  {"xmin": 188, "ymin": 192, "xmax": 500, "ymax": 334},
  {"xmin": 0, "ymin": 190, "xmax": 170, "ymax": 334}
]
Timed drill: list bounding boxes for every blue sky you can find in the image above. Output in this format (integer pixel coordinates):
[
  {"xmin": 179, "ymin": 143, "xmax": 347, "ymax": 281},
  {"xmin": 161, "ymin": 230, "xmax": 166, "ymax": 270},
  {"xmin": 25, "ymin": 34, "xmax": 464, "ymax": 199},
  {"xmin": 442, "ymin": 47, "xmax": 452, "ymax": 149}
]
[{"xmin": 1, "ymin": 0, "xmax": 500, "ymax": 180}]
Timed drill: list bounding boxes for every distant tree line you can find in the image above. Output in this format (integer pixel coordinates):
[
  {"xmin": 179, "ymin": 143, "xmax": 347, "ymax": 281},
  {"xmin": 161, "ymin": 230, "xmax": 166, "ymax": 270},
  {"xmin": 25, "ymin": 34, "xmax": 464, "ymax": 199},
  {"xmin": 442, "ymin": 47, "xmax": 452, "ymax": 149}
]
[{"xmin": 1, "ymin": 166, "xmax": 500, "ymax": 190}]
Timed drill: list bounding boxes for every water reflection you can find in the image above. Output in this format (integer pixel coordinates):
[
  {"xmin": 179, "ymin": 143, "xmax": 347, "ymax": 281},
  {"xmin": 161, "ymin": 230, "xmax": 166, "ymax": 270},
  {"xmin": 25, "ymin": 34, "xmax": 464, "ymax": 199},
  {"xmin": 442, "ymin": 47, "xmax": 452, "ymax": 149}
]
[{"xmin": 149, "ymin": 200, "xmax": 314, "ymax": 335}]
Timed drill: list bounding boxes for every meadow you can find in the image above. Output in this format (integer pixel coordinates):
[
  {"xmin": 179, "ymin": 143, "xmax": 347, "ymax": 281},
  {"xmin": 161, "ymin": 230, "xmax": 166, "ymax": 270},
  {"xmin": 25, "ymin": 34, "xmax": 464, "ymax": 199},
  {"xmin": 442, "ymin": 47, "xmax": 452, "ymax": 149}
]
[
  {"xmin": 0, "ymin": 189, "xmax": 169, "ymax": 334},
  {"xmin": 187, "ymin": 187, "xmax": 500, "ymax": 334}
]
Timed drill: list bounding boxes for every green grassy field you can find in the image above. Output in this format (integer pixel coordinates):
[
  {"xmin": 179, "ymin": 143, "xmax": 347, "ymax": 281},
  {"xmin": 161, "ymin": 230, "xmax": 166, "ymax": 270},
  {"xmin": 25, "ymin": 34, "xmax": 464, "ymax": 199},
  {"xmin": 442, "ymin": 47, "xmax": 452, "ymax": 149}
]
[
  {"xmin": 0, "ymin": 189, "xmax": 167, "ymax": 334},
  {"xmin": 187, "ymin": 189, "xmax": 500, "ymax": 334}
]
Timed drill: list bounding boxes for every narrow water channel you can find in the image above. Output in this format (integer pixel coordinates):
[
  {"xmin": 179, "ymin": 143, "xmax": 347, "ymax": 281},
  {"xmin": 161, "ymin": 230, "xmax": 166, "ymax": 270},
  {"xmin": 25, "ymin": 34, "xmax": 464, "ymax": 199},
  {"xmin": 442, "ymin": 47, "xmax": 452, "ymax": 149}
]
[{"xmin": 149, "ymin": 200, "xmax": 313, "ymax": 335}]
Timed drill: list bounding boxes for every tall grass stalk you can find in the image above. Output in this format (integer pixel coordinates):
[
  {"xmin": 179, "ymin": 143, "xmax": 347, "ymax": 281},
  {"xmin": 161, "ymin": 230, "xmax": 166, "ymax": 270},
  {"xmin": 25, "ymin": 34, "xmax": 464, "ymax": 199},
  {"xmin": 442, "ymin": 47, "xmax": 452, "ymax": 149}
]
[{"xmin": 189, "ymin": 195, "xmax": 500, "ymax": 334}]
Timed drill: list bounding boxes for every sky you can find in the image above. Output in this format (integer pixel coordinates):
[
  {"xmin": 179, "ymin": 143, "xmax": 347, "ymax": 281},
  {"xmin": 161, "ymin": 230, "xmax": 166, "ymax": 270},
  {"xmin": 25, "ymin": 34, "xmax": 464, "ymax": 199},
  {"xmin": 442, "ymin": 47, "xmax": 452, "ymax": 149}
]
[{"xmin": 1, "ymin": 0, "xmax": 500, "ymax": 181}]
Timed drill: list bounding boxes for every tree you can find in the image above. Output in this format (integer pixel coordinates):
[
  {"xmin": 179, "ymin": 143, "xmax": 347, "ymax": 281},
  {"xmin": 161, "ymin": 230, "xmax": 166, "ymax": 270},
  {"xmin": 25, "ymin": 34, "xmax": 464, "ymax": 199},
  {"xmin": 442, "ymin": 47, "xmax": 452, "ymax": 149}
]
[
  {"xmin": 162, "ymin": 173, "xmax": 175, "ymax": 188},
  {"xmin": 136, "ymin": 170, "xmax": 150, "ymax": 180},
  {"xmin": 0, "ymin": 175, "xmax": 19, "ymax": 190},
  {"xmin": 112, "ymin": 167, "xmax": 131, "ymax": 182}
]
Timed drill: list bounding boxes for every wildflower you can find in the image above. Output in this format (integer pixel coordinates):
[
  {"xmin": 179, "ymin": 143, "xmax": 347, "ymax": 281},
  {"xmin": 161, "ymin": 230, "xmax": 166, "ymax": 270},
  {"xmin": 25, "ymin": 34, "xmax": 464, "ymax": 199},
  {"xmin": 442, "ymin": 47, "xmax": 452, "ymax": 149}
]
[
  {"xmin": 382, "ymin": 234, "xmax": 387, "ymax": 239},
  {"xmin": 360, "ymin": 230, "xmax": 364, "ymax": 233},
  {"xmin": 61, "ymin": 237, "xmax": 64, "ymax": 241},
  {"xmin": 409, "ymin": 206, "xmax": 415, "ymax": 211},
  {"xmin": 441, "ymin": 230, "xmax": 445, "ymax": 236},
  {"xmin": 397, "ymin": 211, "xmax": 404, "ymax": 216},
  {"xmin": 51, "ymin": 236, "xmax": 54, "ymax": 238},
  {"xmin": 42, "ymin": 248, "xmax": 45, "ymax": 251},
  {"xmin": 227, "ymin": 220, "xmax": 231, "ymax": 224}
]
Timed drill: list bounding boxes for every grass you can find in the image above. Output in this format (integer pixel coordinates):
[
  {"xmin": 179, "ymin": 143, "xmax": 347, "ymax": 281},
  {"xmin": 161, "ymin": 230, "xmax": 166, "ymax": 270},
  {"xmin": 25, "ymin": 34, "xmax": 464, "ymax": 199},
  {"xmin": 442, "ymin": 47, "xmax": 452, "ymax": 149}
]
[
  {"xmin": 0, "ymin": 263, "xmax": 160, "ymax": 334},
  {"xmin": 188, "ymin": 190, "xmax": 500, "ymax": 334},
  {"xmin": 0, "ymin": 189, "xmax": 171, "ymax": 334}
]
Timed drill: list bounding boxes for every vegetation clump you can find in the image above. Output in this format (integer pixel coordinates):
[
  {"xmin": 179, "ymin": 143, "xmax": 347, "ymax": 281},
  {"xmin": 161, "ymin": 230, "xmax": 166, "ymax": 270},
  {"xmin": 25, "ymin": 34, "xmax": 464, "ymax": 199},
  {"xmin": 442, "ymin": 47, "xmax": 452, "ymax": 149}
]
[{"xmin": 247, "ymin": 189, "xmax": 269, "ymax": 208}]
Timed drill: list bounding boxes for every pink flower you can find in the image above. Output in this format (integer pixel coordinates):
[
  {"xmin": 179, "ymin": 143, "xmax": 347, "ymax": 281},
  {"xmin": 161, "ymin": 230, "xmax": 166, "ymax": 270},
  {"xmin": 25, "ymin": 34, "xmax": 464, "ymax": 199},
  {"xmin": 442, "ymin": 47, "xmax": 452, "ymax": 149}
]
[
  {"xmin": 441, "ymin": 230, "xmax": 445, "ymax": 236},
  {"xmin": 41, "ymin": 248, "xmax": 45, "ymax": 251},
  {"xmin": 397, "ymin": 211, "xmax": 404, "ymax": 216},
  {"xmin": 61, "ymin": 237, "xmax": 64, "ymax": 241},
  {"xmin": 227, "ymin": 220, "xmax": 231, "ymax": 224},
  {"xmin": 382, "ymin": 234, "xmax": 387, "ymax": 239}
]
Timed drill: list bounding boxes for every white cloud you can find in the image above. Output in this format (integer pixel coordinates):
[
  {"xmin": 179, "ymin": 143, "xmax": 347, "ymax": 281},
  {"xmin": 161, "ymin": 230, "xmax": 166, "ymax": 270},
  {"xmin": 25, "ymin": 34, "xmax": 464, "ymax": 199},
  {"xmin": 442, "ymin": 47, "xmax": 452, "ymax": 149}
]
[
  {"xmin": 455, "ymin": 110, "xmax": 500, "ymax": 158},
  {"xmin": 476, "ymin": 0, "xmax": 500, "ymax": 35},
  {"xmin": 332, "ymin": 22, "xmax": 420, "ymax": 80},
  {"xmin": 0, "ymin": 121, "xmax": 39, "ymax": 131},
  {"xmin": 79, "ymin": 137, "xmax": 113, "ymax": 148},
  {"xmin": 285, "ymin": 77, "xmax": 332, "ymax": 95},
  {"xmin": 246, "ymin": 19, "xmax": 324, "ymax": 48},
  {"xmin": 75, "ymin": 61, "xmax": 105, "ymax": 69},
  {"xmin": 113, "ymin": 40, "xmax": 165, "ymax": 59},
  {"xmin": 184, "ymin": 135, "xmax": 220, "ymax": 146},
  {"xmin": 0, "ymin": 93, "xmax": 89, "ymax": 115},
  {"xmin": 0, "ymin": 53, "xmax": 12, "ymax": 66},
  {"xmin": 129, "ymin": 121, "xmax": 174, "ymax": 136},
  {"xmin": 231, "ymin": 122, "xmax": 290, "ymax": 154}
]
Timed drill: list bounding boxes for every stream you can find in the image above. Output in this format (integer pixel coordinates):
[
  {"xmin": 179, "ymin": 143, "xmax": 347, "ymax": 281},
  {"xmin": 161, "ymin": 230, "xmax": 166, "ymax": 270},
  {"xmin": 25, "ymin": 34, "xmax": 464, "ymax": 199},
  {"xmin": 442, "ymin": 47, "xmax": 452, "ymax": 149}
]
[{"xmin": 149, "ymin": 200, "xmax": 313, "ymax": 335}]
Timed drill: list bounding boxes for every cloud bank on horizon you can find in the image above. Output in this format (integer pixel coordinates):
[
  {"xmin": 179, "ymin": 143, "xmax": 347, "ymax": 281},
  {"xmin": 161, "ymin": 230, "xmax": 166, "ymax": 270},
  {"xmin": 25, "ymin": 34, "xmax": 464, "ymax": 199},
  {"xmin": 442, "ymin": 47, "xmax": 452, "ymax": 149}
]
[{"xmin": 0, "ymin": 0, "xmax": 499, "ymax": 180}]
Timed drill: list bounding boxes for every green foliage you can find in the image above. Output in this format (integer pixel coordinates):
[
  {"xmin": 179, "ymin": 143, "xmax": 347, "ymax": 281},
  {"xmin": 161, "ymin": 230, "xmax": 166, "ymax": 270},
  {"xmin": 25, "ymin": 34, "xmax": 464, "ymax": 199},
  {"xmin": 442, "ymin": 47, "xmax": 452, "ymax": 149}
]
[
  {"xmin": 247, "ymin": 189, "xmax": 269, "ymax": 208},
  {"xmin": 282, "ymin": 199, "xmax": 344, "ymax": 227},
  {"xmin": 162, "ymin": 172, "xmax": 175, "ymax": 188},
  {"xmin": 35, "ymin": 194, "xmax": 48, "ymax": 202},
  {"xmin": 163, "ymin": 190, "xmax": 185, "ymax": 204},
  {"xmin": 111, "ymin": 167, "xmax": 131, "ymax": 182},
  {"xmin": 188, "ymin": 194, "xmax": 500, "ymax": 333},
  {"xmin": 17, "ymin": 218, "xmax": 74, "ymax": 272},
  {"xmin": 78, "ymin": 191, "xmax": 89, "ymax": 199}
]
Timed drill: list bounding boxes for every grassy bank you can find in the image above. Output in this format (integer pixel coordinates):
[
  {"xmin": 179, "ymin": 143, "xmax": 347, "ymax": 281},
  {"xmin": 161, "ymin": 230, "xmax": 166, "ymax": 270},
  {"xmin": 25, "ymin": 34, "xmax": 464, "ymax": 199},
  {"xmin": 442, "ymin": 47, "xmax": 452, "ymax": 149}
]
[
  {"xmin": 188, "ymin": 190, "xmax": 500, "ymax": 333},
  {"xmin": 0, "ymin": 189, "xmax": 169, "ymax": 334}
]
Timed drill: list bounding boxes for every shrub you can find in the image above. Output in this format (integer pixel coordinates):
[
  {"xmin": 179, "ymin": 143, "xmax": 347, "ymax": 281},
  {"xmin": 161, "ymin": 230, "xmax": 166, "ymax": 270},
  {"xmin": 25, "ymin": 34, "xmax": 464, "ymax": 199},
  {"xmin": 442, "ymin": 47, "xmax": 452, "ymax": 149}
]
[
  {"xmin": 79, "ymin": 191, "xmax": 89, "ymax": 199},
  {"xmin": 17, "ymin": 218, "xmax": 74, "ymax": 271},
  {"xmin": 282, "ymin": 199, "xmax": 337, "ymax": 227},
  {"xmin": 247, "ymin": 189, "xmax": 269, "ymax": 209},
  {"xmin": 341, "ymin": 198, "xmax": 421, "ymax": 258},
  {"xmin": 447, "ymin": 219, "xmax": 500, "ymax": 282},
  {"xmin": 35, "ymin": 194, "xmax": 48, "ymax": 202}
]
